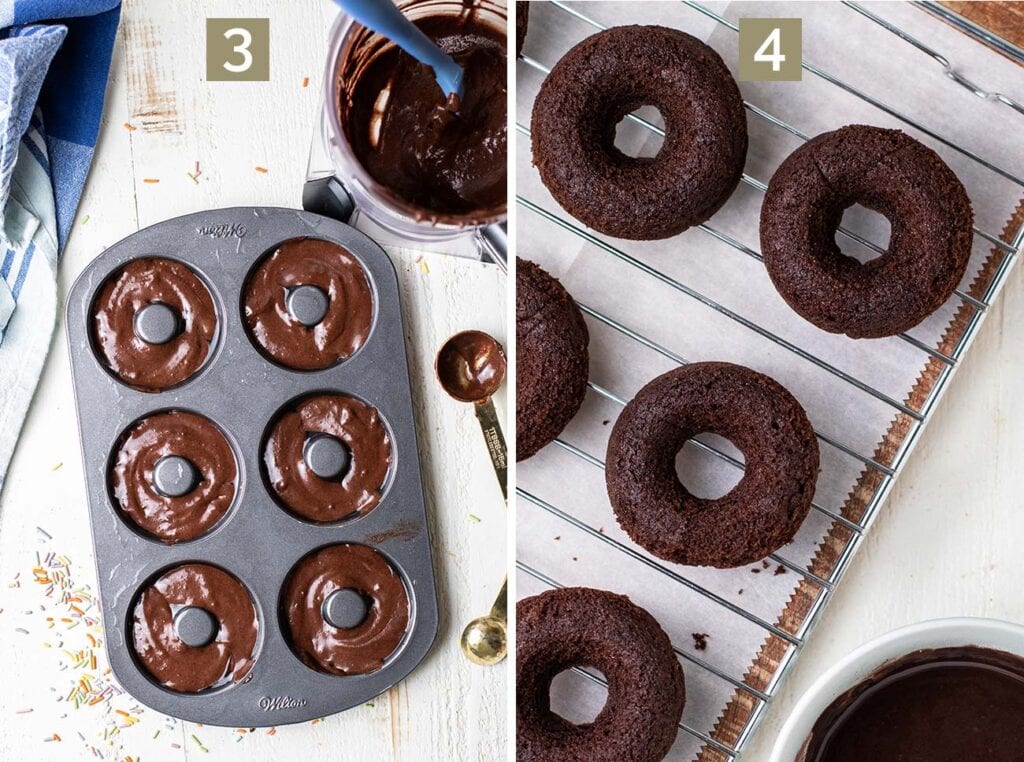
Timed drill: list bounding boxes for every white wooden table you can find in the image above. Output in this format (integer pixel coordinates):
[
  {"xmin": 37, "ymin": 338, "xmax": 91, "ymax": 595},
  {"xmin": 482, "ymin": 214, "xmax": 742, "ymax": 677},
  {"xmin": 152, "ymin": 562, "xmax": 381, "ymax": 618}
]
[{"xmin": 0, "ymin": 1, "xmax": 507, "ymax": 759}]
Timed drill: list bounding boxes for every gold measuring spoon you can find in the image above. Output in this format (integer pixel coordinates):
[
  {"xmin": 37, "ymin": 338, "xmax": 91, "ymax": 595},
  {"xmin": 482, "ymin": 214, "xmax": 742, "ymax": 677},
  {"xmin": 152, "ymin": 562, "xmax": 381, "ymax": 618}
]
[
  {"xmin": 435, "ymin": 330, "xmax": 507, "ymax": 500},
  {"xmin": 436, "ymin": 330, "xmax": 509, "ymax": 664},
  {"xmin": 460, "ymin": 577, "xmax": 507, "ymax": 666}
]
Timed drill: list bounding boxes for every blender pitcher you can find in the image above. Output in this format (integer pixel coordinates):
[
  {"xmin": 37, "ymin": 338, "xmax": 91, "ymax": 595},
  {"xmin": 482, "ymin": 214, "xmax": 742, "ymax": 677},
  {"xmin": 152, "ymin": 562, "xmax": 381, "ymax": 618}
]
[{"xmin": 304, "ymin": 0, "xmax": 508, "ymax": 270}]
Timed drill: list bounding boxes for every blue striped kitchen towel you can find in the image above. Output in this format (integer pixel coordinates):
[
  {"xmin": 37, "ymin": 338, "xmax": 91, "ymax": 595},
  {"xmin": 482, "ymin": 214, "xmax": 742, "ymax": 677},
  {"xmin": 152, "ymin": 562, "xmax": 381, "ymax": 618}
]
[{"xmin": 0, "ymin": 0, "xmax": 120, "ymax": 491}]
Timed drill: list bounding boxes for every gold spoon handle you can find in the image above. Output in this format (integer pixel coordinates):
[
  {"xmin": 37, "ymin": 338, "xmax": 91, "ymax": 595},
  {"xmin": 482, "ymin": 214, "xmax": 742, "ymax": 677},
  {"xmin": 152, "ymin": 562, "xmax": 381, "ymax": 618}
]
[
  {"xmin": 474, "ymin": 398, "xmax": 507, "ymax": 501},
  {"xmin": 489, "ymin": 576, "xmax": 508, "ymax": 623}
]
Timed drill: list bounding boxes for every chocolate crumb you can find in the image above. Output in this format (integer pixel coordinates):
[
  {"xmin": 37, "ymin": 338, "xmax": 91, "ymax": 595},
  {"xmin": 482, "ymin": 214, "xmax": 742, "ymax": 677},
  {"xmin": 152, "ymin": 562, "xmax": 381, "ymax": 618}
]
[
  {"xmin": 691, "ymin": 633, "xmax": 709, "ymax": 651},
  {"xmin": 774, "ymin": 564, "xmax": 787, "ymax": 576}
]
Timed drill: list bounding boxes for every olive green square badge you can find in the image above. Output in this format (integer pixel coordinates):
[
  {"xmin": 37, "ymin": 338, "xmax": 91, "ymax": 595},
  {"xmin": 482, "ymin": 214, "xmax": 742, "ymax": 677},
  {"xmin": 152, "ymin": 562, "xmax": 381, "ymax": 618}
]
[
  {"xmin": 206, "ymin": 18, "xmax": 270, "ymax": 81},
  {"xmin": 738, "ymin": 18, "xmax": 802, "ymax": 81}
]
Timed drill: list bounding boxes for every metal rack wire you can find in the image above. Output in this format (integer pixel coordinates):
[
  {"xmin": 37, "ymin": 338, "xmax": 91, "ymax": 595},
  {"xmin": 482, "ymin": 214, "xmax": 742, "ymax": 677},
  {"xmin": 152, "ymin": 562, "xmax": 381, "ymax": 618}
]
[{"xmin": 515, "ymin": 2, "xmax": 1024, "ymax": 759}]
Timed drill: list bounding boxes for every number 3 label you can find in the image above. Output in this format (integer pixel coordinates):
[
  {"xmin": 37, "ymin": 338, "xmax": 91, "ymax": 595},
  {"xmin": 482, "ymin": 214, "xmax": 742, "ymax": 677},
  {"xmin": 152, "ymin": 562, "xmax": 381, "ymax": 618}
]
[
  {"xmin": 206, "ymin": 19, "xmax": 269, "ymax": 82},
  {"xmin": 738, "ymin": 18, "xmax": 802, "ymax": 82},
  {"xmin": 222, "ymin": 27, "xmax": 254, "ymax": 74}
]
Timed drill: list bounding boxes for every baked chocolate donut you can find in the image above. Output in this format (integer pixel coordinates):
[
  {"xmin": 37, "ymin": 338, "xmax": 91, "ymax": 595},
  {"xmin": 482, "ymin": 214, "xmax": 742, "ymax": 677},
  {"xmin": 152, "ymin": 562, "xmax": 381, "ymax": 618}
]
[
  {"xmin": 264, "ymin": 394, "xmax": 392, "ymax": 523},
  {"xmin": 516, "ymin": 1, "xmax": 528, "ymax": 57},
  {"xmin": 760, "ymin": 125, "xmax": 974, "ymax": 338},
  {"xmin": 531, "ymin": 25, "xmax": 747, "ymax": 240},
  {"xmin": 516, "ymin": 259, "xmax": 588, "ymax": 461},
  {"xmin": 111, "ymin": 411, "xmax": 237, "ymax": 543},
  {"xmin": 91, "ymin": 257, "xmax": 217, "ymax": 392},
  {"xmin": 243, "ymin": 237, "xmax": 373, "ymax": 370},
  {"xmin": 606, "ymin": 362, "xmax": 819, "ymax": 568},
  {"xmin": 282, "ymin": 544, "xmax": 409, "ymax": 675},
  {"xmin": 517, "ymin": 587, "xmax": 685, "ymax": 762},
  {"xmin": 132, "ymin": 563, "xmax": 258, "ymax": 693}
]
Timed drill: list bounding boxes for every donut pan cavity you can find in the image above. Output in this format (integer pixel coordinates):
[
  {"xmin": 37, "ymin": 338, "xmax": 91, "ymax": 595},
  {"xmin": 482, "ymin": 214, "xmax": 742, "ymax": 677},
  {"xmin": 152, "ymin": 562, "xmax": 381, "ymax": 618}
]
[{"xmin": 66, "ymin": 207, "xmax": 438, "ymax": 726}]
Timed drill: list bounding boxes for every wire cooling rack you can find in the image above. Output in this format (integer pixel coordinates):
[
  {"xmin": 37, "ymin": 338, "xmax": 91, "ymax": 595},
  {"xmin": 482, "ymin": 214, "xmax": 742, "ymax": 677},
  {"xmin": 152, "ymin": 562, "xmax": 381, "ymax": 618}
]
[{"xmin": 515, "ymin": 2, "xmax": 1024, "ymax": 759}]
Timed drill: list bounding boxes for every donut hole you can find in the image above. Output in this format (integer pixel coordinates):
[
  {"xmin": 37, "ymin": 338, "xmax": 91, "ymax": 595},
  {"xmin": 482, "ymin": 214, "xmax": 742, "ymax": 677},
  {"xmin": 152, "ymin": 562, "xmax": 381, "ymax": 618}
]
[
  {"xmin": 612, "ymin": 105, "xmax": 665, "ymax": 160},
  {"xmin": 835, "ymin": 203, "xmax": 892, "ymax": 264},
  {"xmin": 675, "ymin": 433, "xmax": 745, "ymax": 500},
  {"xmin": 549, "ymin": 668, "xmax": 608, "ymax": 725}
]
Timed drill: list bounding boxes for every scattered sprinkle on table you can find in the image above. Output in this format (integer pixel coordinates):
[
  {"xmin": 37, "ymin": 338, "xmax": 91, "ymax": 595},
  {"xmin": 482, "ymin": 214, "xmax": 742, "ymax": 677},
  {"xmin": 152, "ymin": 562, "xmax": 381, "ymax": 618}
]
[{"xmin": 255, "ymin": 166, "xmax": 269, "ymax": 174}]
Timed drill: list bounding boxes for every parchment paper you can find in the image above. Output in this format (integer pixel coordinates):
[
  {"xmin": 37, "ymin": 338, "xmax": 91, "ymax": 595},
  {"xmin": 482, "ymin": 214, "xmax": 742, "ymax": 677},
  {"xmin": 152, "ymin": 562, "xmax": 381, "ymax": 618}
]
[{"xmin": 515, "ymin": 3, "xmax": 1024, "ymax": 759}]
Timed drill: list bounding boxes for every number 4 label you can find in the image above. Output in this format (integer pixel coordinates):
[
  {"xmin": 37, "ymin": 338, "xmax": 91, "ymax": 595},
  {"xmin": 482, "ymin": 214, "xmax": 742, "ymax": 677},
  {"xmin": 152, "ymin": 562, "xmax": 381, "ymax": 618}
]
[
  {"xmin": 739, "ymin": 18, "xmax": 802, "ymax": 82},
  {"xmin": 206, "ymin": 19, "xmax": 270, "ymax": 82},
  {"xmin": 754, "ymin": 27, "xmax": 785, "ymax": 72}
]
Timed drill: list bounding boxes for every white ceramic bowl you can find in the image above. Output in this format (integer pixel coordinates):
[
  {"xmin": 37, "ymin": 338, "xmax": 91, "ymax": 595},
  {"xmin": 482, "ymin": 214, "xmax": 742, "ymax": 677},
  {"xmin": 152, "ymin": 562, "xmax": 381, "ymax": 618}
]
[{"xmin": 770, "ymin": 617, "xmax": 1024, "ymax": 762}]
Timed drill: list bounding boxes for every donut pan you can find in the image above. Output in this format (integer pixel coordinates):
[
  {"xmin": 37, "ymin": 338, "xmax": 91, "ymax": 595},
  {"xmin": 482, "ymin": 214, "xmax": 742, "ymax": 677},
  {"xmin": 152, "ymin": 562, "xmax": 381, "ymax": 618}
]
[{"xmin": 65, "ymin": 207, "xmax": 438, "ymax": 726}]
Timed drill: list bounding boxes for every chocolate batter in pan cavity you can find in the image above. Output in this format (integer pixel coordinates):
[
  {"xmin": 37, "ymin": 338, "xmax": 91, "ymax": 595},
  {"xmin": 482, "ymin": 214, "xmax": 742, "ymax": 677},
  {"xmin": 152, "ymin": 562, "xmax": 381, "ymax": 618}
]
[
  {"xmin": 91, "ymin": 257, "xmax": 217, "ymax": 392},
  {"xmin": 798, "ymin": 646, "xmax": 1024, "ymax": 762},
  {"xmin": 243, "ymin": 237, "xmax": 373, "ymax": 371},
  {"xmin": 264, "ymin": 394, "xmax": 392, "ymax": 523},
  {"xmin": 132, "ymin": 563, "xmax": 258, "ymax": 693},
  {"xmin": 282, "ymin": 543, "xmax": 410, "ymax": 676},
  {"xmin": 338, "ymin": 13, "xmax": 507, "ymax": 219},
  {"xmin": 111, "ymin": 410, "xmax": 237, "ymax": 543}
]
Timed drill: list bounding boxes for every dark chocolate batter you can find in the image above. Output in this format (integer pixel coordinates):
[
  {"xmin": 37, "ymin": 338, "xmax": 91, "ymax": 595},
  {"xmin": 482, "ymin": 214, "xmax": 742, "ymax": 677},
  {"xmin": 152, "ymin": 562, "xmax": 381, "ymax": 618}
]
[
  {"xmin": 282, "ymin": 543, "xmax": 409, "ymax": 675},
  {"xmin": 799, "ymin": 646, "xmax": 1024, "ymax": 762},
  {"xmin": 339, "ymin": 13, "xmax": 507, "ymax": 219},
  {"xmin": 92, "ymin": 257, "xmax": 217, "ymax": 392},
  {"xmin": 111, "ymin": 411, "xmax": 237, "ymax": 543},
  {"xmin": 264, "ymin": 394, "xmax": 392, "ymax": 523},
  {"xmin": 435, "ymin": 330, "xmax": 505, "ymax": 403},
  {"xmin": 243, "ymin": 238, "xmax": 373, "ymax": 370},
  {"xmin": 132, "ymin": 564, "xmax": 259, "ymax": 693}
]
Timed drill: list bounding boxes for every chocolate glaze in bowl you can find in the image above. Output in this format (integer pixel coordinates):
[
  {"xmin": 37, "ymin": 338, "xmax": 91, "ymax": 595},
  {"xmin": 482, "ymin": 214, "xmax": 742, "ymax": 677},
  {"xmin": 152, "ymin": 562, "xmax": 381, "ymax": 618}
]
[
  {"xmin": 798, "ymin": 646, "xmax": 1024, "ymax": 762},
  {"xmin": 771, "ymin": 618, "xmax": 1024, "ymax": 762}
]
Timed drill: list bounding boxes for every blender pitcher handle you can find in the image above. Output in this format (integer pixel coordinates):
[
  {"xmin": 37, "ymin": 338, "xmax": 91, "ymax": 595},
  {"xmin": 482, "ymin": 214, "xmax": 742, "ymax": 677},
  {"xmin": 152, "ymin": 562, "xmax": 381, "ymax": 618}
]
[
  {"xmin": 475, "ymin": 222, "xmax": 507, "ymax": 272},
  {"xmin": 302, "ymin": 175, "xmax": 357, "ymax": 224}
]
